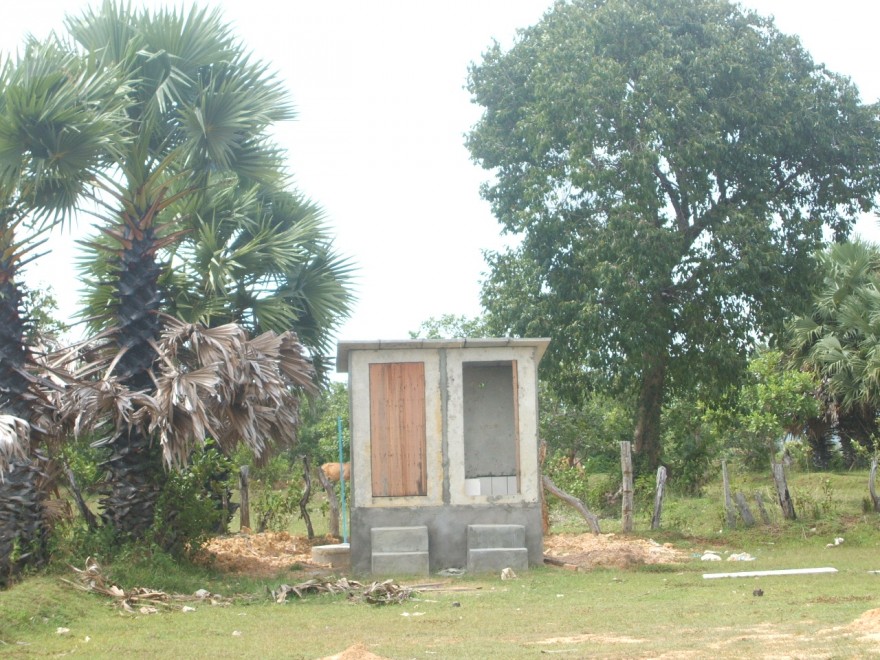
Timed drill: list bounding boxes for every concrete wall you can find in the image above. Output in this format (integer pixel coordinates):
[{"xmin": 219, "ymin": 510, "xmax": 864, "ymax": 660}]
[
  {"xmin": 462, "ymin": 362, "xmax": 517, "ymax": 478},
  {"xmin": 339, "ymin": 339, "xmax": 549, "ymax": 575},
  {"xmin": 350, "ymin": 503, "xmax": 543, "ymax": 575}
]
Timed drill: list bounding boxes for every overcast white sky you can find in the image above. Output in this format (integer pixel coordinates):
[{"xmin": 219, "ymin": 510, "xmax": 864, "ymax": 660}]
[{"xmin": 3, "ymin": 0, "xmax": 880, "ymax": 349}]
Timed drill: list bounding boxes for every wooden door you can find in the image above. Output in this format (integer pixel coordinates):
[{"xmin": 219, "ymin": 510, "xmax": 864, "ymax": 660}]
[{"xmin": 369, "ymin": 362, "xmax": 427, "ymax": 497}]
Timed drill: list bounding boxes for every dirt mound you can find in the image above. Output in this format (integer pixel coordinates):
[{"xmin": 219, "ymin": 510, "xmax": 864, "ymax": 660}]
[
  {"xmin": 197, "ymin": 531, "xmax": 337, "ymax": 576},
  {"xmin": 319, "ymin": 643, "xmax": 389, "ymax": 660},
  {"xmin": 850, "ymin": 608, "xmax": 880, "ymax": 633},
  {"xmin": 197, "ymin": 531, "xmax": 687, "ymax": 576},
  {"xmin": 543, "ymin": 532, "xmax": 688, "ymax": 569}
]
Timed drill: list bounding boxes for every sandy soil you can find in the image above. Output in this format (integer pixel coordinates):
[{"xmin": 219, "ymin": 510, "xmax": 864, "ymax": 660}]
[{"xmin": 198, "ymin": 530, "xmax": 688, "ymax": 576}]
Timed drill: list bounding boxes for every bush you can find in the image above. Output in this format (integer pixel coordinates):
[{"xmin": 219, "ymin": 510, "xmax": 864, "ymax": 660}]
[{"xmin": 151, "ymin": 442, "xmax": 236, "ymax": 558}]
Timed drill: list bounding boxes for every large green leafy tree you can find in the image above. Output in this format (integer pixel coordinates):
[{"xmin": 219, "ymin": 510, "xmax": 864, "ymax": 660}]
[
  {"xmin": 789, "ymin": 240, "xmax": 880, "ymax": 466},
  {"xmin": 0, "ymin": 39, "xmax": 124, "ymax": 583},
  {"xmin": 467, "ymin": 0, "xmax": 880, "ymax": 470},
  {"xmin": 64, "ymin": 2, "xmax": 306, "ymax": 541}
]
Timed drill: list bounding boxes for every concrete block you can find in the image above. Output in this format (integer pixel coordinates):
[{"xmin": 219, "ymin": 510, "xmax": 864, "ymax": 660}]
[
  {"xmin": 371, "ymin": 551, "xmax": 429, "ymax": 576},
  {"xmin": 467, "ymin": 547, "xmax": 528, "ymax": 573},
  {"xmin": 467, "ymin": 524, "xmax": 526, "ymax": 550},
  {"xmin": 491, "ymin": 476, "xmax": 508, "ymax": 495},
  {"xmin": 464, "ymin": 478, "xmax": 481, "ymax": 496},
  {"xmin": 507, "ymin": 476, "xmax": 518, "ymax": 494},
  {"xmin": 311, "ymin": 543, "xmax": 350, "ymax": 570},
  {"xmin": 479, "ymin": 477, "xmax": 492, "ymax": 495},
  {"xmin": 371, "ymin": 526, "xmax": 428, "ymax": 553}
]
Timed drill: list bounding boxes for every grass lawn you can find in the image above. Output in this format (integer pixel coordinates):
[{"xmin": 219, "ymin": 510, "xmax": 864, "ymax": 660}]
[{"xmin": 2, "ymin": 469, "xmax": 879, "ymax": 658}]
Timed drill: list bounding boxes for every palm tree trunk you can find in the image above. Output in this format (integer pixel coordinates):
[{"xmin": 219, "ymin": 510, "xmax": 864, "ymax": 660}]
[
  {"xmin": 100, "ymin": 221, "xmax": 166, "ymax": 541},
  {"xmin": 0, "ymin": 261, "xmax": 47, "ymax": 585}
]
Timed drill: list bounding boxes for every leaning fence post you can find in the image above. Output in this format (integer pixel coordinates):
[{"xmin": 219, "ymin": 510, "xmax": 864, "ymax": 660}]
[
  {"xmin": 651, "ymin": 466, "xmax": 667, "ymax": 530},
  {"xmin": 771, "ymin": 460, "xmax": 797, "ymax": 520},
  {"xmin": 721, "ymin": 460, "xmax": 736, "ymax": 529},
  {"xmin": 239, "ymin": 465, "xmax": 250, "ymax": 531},
  {"xmin": 620, "ymin": 441, "xmax": 634, "ymax": 533}
]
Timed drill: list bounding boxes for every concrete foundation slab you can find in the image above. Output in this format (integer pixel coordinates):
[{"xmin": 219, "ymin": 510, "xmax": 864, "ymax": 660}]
[
  {"xmin": 467, "ymin": 547, "xmax": 529, "ymax": 573},
  {"xmin": 371, "ymin": 551, "xmax": 429, "ymax": 576}
]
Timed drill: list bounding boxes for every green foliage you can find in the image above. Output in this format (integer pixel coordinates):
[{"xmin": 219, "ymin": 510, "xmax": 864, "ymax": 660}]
[
  {"xmin": 59, "ymin": 435, "xmax": 102, "ymax": 494},
  {"xmin": 297, "ymin": 381, "xmax": 350, "ymax": 464},
  {"xmin": 788, "ymin": 241, "xmax": 880, "ymax": 465},
  {"xmin": 410, "ymin": 314, "xmax": 492, "ymax": 339},
  {"xmin": 468, "ymin": 0, "xmax": 880, "ymax": 469},
  {"xmin": 661, "ymin": 396, "xmax": 724, "ymax": 494},
  {"xmin": 150, "ymin": 442, "xmax": 236, "ymax": 558},
  {"xmin": 718, "ymin": 349, "xmax": 820, "ymax": 469},
  {"xmin": 540, "ymin": 385, "xmax": 631, "ymax": 473}
]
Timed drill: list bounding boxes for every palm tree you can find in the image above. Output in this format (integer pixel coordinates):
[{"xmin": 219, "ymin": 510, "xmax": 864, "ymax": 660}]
[
  {"xmin": 788, "ymin": 240, "xmax": 880, "ymax": 465},
  {"xmin": 64, "ymin": 2, "xmax": 301, "ymax": 541},
  {"xmin": 0, "ymin": 38, "xmax": 125, "ymax": 583},
  {"xmin": 160, "ymin": 181, "xmax": 356, "ymax": 379}
]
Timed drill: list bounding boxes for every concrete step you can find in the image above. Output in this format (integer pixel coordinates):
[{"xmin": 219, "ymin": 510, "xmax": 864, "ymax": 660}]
[
  {"xmin": 467, "ymin": 524, "xmax": 525, "ymax": 550},
  {"xmin": 467, "ymin": 547, "xmax": 529, "ymax": 573},
  {"xmin": 372, "ymin": 551, "xmax": 430, "ymax": 576},
  {"xmin": 371, "ymin": 526, "xmax": 429, "ymax": 553}
]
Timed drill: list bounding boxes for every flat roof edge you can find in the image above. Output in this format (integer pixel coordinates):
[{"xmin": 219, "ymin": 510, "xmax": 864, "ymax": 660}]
[{"xmin": 336, "ymin": 338, "xmax": 551, "ymax": 373}]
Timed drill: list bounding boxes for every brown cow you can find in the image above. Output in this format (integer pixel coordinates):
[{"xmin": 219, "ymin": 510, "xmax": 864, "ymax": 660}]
[{"xmin": 320, "ymin": 462, "xmax": 351, "ymax": 482}]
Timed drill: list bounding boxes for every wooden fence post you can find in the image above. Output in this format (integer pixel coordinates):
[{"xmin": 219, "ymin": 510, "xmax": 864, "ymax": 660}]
[
  {"xmin": 870, "ymin": 457, "xmax": 880, "ymax": 513},
  {"xmin": 771, "ymin": 461, "xmax": 797, "ymax": 520},
  {"xmin": 721, "ymin": 460, "xmax": 736, "ymax": 529},
  {"xmin": 734, "ymin": 492, "xmax": 756, "ymax": 527},
  {"xmin": 239, "ymin": 465, "xmax": 250, "ymax": 531},
  {"xmin": 620, "ymin": 441, "xmax": 634, "ymax": 533},
  {"xmin": 651, "ymin": 466, "xmax": 667, "ymax": 530},
  {"xmin": 754, "ymin": 491, "xmax": 771, "ymax": 525}
]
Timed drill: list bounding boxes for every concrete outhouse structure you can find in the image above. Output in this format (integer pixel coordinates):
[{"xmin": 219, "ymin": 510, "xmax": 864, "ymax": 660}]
[{"xmin": 336, "ymin": 338, "xmax": 549, "ymax": 575}]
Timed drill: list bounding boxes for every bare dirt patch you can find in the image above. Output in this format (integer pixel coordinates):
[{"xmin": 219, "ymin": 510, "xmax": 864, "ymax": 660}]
[
  {"xmin": 197, "ymin": 531, "xmax": 338, "ymax": 576},
  {"xmin": 543, "ymin": 532, "xmax": 689, "ymax": 569},
  {"xmin": 197, "ymin": 531, "xmax": 690, "ymax": 577}
]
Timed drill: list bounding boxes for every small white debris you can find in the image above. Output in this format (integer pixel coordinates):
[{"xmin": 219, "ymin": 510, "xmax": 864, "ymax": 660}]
[
  {"xmin": 401, "ymin": 612, "xmax": 425, "ymax": 617},
  {"xmin": 826, "ymin": 537, "xmax": 844, "ymax": 548},
  {"xmin": 232, "ymin": 630, "xmax": 242, "ymax": 637},
  {"xmin": 727, "ymin": 553, "xmax": 756, "ymax": 561},
  {"xmin": 56, "ymin": 627, "xmax": 70, "ymax": 635},
  {"xmin": 500, "ymin": 567, "xmax": 517, "ymax": 580},
  {"xmin": 701, "ymin": 552, "xmax": 722, "ymax": 561},
  {"xmin": 194, "ymin": 589, "xmax": 211, "ymax": 599},
  {"xmin": 139, "ymin": 606, "xmax": 158, "ymax": 615},
  {"xmin": 181, "ymin": 606, "xmax": 196, "ymax": 613}
]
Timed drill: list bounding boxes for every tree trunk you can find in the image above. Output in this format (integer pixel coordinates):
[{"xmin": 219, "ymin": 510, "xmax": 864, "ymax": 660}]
[
  {"xmin": 299, "ymin": 456, "xmax": 314, "ymax": 539},
  {"xmin": 316, "ymin": 463, "xmax": 340, "ymax": 538},
  {"xmin": 100, "ymin": 222, "xmax": 165, "ymax": 541},
  {"xmin": 542, "ymin": 475, "xmax": 601, "ymax": 534},
  {"xmin": 0, "ymin": 263, "xmax": 47, "ymax": 584},
  {"xmin": 632, "ymin": 353, "xmax": 667, "ymax": 472}
]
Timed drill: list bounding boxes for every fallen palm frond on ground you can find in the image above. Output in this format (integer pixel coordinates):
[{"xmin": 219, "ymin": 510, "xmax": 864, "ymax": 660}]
[
  {"xmin": 270, "ymin": 577, "xmax": 415, "ymax": 605},
  {"xmin": 62, "ymin": 557, "xmax": 232, "ymax": 612}
]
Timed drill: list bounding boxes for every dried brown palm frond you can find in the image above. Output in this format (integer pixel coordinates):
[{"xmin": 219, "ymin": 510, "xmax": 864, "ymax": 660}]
[
  {"xmin": 0, "ymin": 415, "xmax": 29, "ymax": 477},
  {"xmin": 62, "ymin": 315, "xmax": 317, "ymax": 470}
]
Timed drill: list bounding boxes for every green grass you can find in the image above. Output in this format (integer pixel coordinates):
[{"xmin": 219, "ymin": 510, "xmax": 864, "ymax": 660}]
[{"xmin": 2, "ymin": 469, "xmax": 880, "ymax": 658}]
